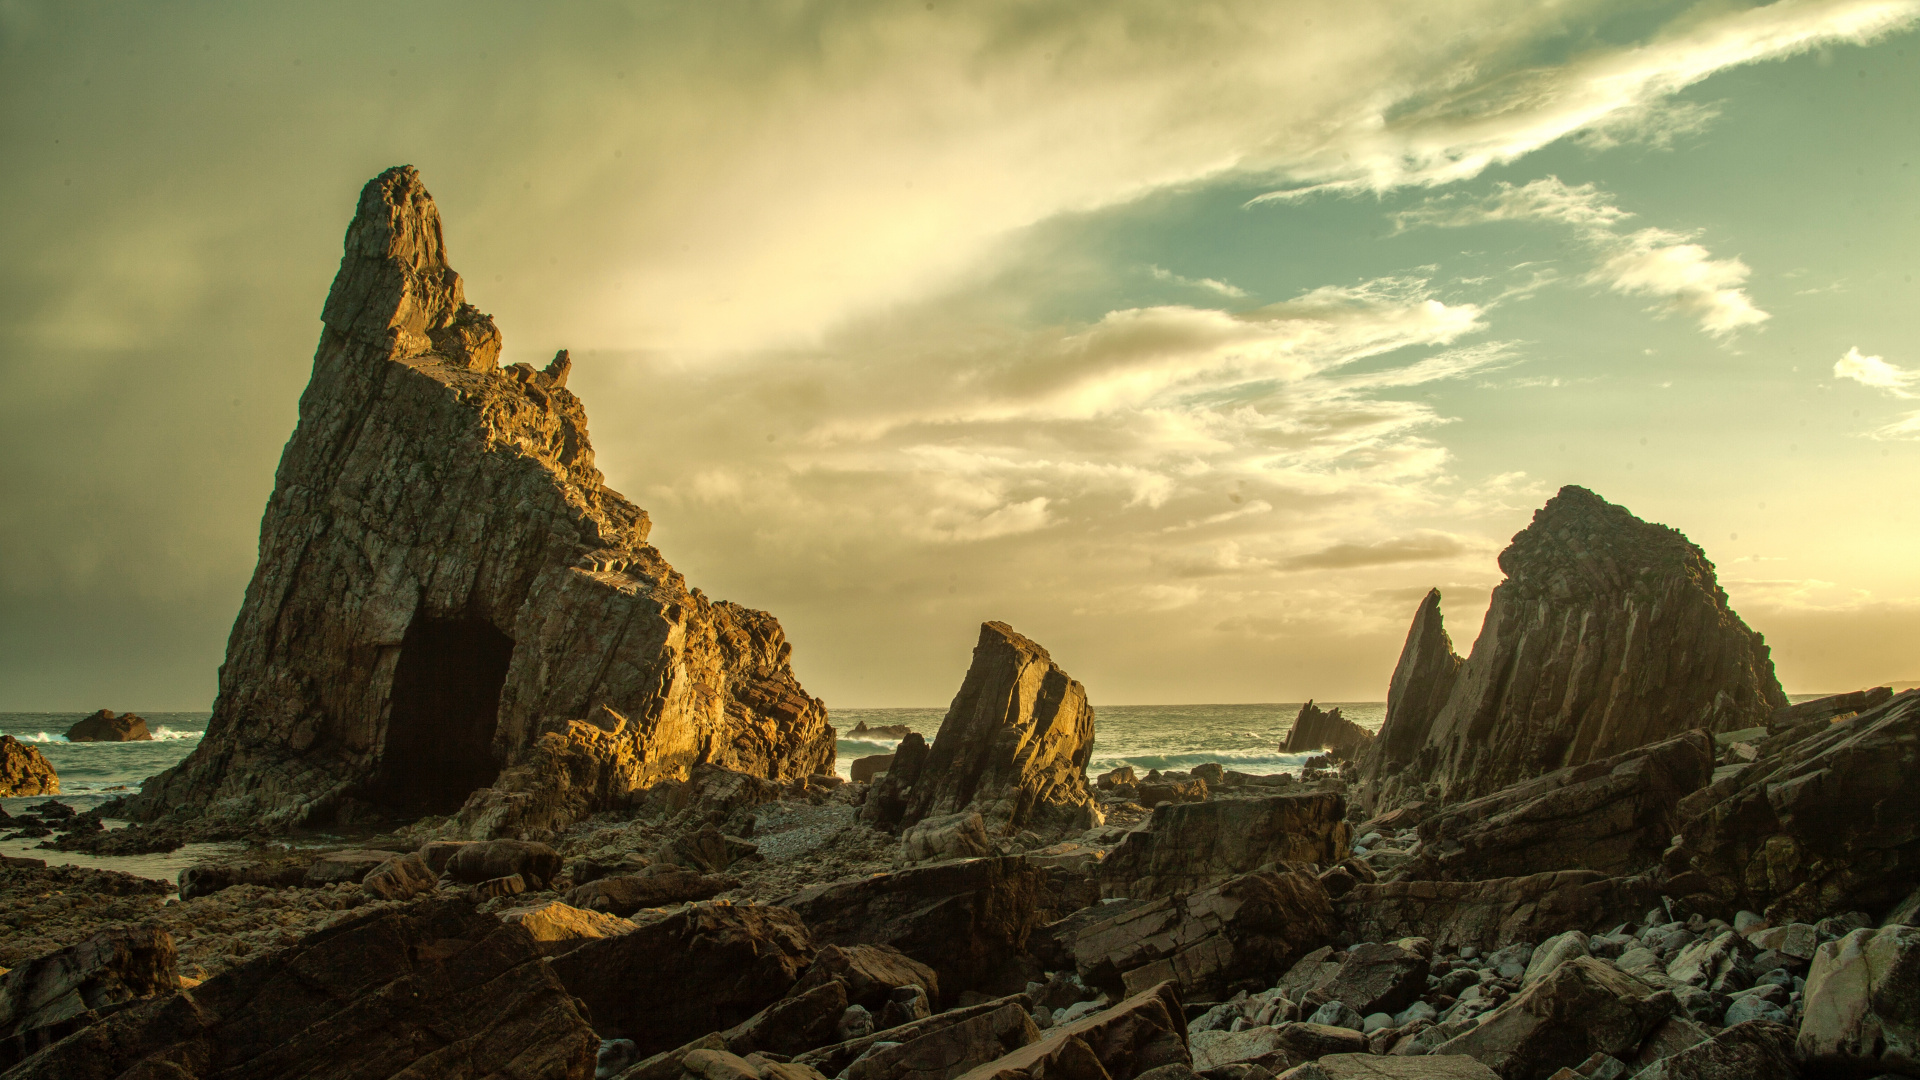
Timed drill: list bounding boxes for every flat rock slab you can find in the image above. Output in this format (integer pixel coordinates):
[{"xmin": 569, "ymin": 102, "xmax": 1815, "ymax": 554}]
[
  {"xmin": 1098, "ymin": 794, "xmax": 1351, "ymax": 901},
  {"xmin": 1278, "ymin": 1054, "xmax": 1498, "ymax": 1078}
]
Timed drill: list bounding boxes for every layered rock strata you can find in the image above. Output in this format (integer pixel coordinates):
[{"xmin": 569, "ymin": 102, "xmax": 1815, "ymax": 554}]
[
  {"xmin": 864, "ymin": 622, "xmax": 1098, "ymax": 838},
  {"xmin": 125, "ymin": 166, "xmax": 832, "ymax": 831},
  {"xmin": 1098, "ymin": 793, "xmax": 1351, "ymax": 900},
  {"xmin": 1669, "ymin": 688, "xmax": 1920, "ymax": 923},
  {"xmin": 1371, "ymin": 487, "xmax": 1784, "ymax": 808},
  {"xmin": 1402, "ymin": 732, "xmax": 1713, "ymax": 882},
  {"xmin": 1358, "ymin": 589, "xmax": 1462, "ymax": 796},
  {"xmin": 63, "ymin": 710, "xmax": 153, "ymax": 742},
  {"xmin": 1335, "ymin": 870, "xmax": 1661, "ymax": 953},
  {"xmin": 1279, "ymin": 702, "xmax": 1373, "ymax": 760},
  {"xmin": 0, "ymin": 737, "xmax": 57, "ymax": 797}
]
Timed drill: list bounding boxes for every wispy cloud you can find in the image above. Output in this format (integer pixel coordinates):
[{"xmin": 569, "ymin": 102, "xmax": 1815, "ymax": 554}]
[
  {"xmin": 1834, "ymin": 346, "xmax": 1920, "ymax": 438},
  {"xmin": 1150, "ymin": 265, "xmax": 1247, "ymax": 299},
  {"xmin": 1397, "ymin": 178, "xmax": 1768, "ymax": 337}
]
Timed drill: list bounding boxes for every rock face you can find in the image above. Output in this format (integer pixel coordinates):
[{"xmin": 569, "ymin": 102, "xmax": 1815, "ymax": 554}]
[
  {"xmin": 1098, "ymin": 794, "xmax": 1350, "ymax": 900},
  {"xmin": 0, "ymin": 925, "xmax": 178, "ymax": 1066},
  {"xmin": 123, "ymin": 166, "xmax": 833, "ymax": 832},
  {"xmin": 1669, "ymin": 689, "xmax": 1920, "ymax": 922},
  {"xmin": 1402, "ymin": 732, "xmax": 1713, "ymax": 882},
  {"xmin": 865, "ymin": 623, "xmax": 1097, "ymax": 839},
  {"xmin": 1371, "ymin": 487, "xmax": 1784, "ymax": 808},
  {"xmin": 1433, "ymin": 956, "xmax": 1673, "ymax": 1080},
  {"xmin": 0, "ymin": 737, "xmax": 57, "ymax": 797},
  {"xmin": 1796, "ymin": 924, "xmax": 1920, "ymax": 1076},
  {"xmin": 1337, "ymin": 871, "xmax": 1659, "ymax": 954},
  {"xmin": 5, "ymin": 898, "xmax": 598, "ymax": 1080},
  {"xmin": 1359, "ymin": 589, "xmax": 1462, "ymax": 795},
  {"xmin": 63, "ymin": 710, "xmax": 154, "ymax": 742},
  {"xmin": 549, "ymin": 901, "xmax": 815, "ymax": 1053},
  {"xmin": 1279, "ymin": 702, "xmax": 1373, "ymax": 760}
]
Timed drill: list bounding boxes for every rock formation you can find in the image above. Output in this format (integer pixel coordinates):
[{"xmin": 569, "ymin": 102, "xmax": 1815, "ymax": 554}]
[
  {"xmin": 123, "ymin": 166, "xmax": 832, "ymax": 832},
  {"xmin": 1402, "ymin": 731, "xmax": 1714, "ymax": 882},
  {"xmin": 1279, "ymin": 701, "xmax": 1374, "ymax": 760},
  {"xmin": 63, "ymin": 710, "xmax": 153, "ymax": 742},
  {"xmin": 1369, "ymin": 486, "xmax": 1784, "ymax": 808},
  {"xmin": 0, "ymin": 736, "xmax": 57, "ymax": 797},
  {"xmin": 1098, "ymin": 793, "xmax": 1351, "ymax": 900},
  {"xmin": 1669, "ymin": 688, "xmax": 1920, "ymax": 923},
  {"xmin": 1358, "ymin": 589, "xmax": 1462, "ymax": 794},
  {"xmin": 863, "ymin": 622, "xmax": 1098, "ymax": 838}
]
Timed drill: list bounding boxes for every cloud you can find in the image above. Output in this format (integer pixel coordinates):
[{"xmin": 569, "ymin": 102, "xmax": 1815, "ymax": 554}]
[
  {"xmin": 1151, "ymin": 266, "xmax": 1247, "ymax": 299},
  {"xmin": 1278, "ymin": 532, "xmax": 1474, "ymax": 571},
  {"xmin": 1834, "ymin": 346, "xmax": 1920, "ymax": 438},
  {"xmin": 1397, "ymin": 177, "xmax": 1769, "ymax": 336}
]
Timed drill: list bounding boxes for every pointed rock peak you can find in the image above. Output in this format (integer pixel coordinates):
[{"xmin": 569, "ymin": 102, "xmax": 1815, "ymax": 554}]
[
  {"xmin": 321, "ymin": 165, "xmax": 467, "ymax": 347},
  {"xmin": 542, "ymin": 349, "xmax": 572, "ymax": 387},
  {"xmin": 1499, "ymin": 484, "xmax": 1706, "ymax": 589}
]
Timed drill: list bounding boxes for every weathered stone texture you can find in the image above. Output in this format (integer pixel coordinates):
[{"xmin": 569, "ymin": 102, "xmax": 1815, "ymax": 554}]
[
  {"xmin": 1379, "ymin": 487, "xmax": 1784, "ymax": 807},
  {"xmin": 1098, "ymin": 793, "xmax": 1350, "ymax": 900},
  {"xmin": 1358, "ymin": 588, "xmax": 1462, "ymax": 800},
  {"xmin": 124, "ymin": 166, "xmax": 831, "ymax": 832},
  {"xmin": 1670, "ymin": 689, "xmax": 1920, "ymax": 922},
  {"xmin": 1337, "ymin": 871, "xmax": 1660, "ymax": 954},
  {"xmin": 0, "ymin": 736, "xmax": 57, "ymax": 797},
  {"xmin": 866, "ymin": 622, "xmax": 1097, "ymax": 838},
  {"xmin": 1403, "ymin": 732, "xmax": 1713, "ymax": 881}
]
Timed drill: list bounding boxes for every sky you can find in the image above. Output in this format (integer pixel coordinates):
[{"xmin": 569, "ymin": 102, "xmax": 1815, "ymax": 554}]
[{"xmin": 2, "ymin": 0, "xmax": 1917, "ymax": 711}]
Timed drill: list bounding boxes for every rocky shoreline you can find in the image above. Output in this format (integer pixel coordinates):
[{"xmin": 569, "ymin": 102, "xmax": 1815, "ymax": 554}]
[{"xmin": 3, "ymin": 168, "xmax": 1913, "ymax": 1080}]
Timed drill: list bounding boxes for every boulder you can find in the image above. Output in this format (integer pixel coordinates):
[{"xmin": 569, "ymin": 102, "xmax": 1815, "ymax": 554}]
[
  {"xmin": 1191, "ymin": 1023, "xmax": 1366, "ymax": 1072},
  {"xmin": 1357, "ymin": 589, "xmax": 1464, "ymax": 816},
  {"xmin": 0, "ymin": 925, "xmax": 177, "ymax": 1067},
  {"xmin": 864, "ymin": 622, "xmax": 1099, "ymax": 839},
  {"xmin": 1277, "ymin": 1056, "xmax": 1497, "ymax": 1079},
  {"xmin": 1134, "ymin": 779, "xmax": 1208, "ymax": 808},
  {"xmin": 497, "ymin": 898, "xmax": 635, "ymax": 955},
  {"xmin": 5, "ymin": 898, "xmax": 598, "ymax": 1080},
  {"xmin": 549, "ymin": 902, "xmax": 816, "ymax": 1053},
  {"xmin": 1371, "ymin": 487, "xmax": 1785, "ymax": 809},
  {"xmin": 846, "ymin": 1001, "xmax": 1039, "ymax": 1080},
  {"xmin": 0, "ymin": 736, "xmax": 57, "ymax": 797},
  {"xmin": 565, "ymin": 869, "xmax": 735, "ymax": 915},
  {"xmin": 853, "ymin": 721, "xmax": 917, "ymax": 739},
  {"xmin": 793, "ymin": 994, "xmax": 1035, "ymax": 1079},
  {"xmin": 1670, "ymin": 688, "xmax": 1920, "ymax": 923},
  {"xmin": 1521, "ymin": 932, "xmax": 1589, "ymax": 987},
  {"xmin": 793, "ymin": 943, "xmax": 942, "ymax": 1012},
  {"xmin": 62, "ymin": 709, "xmax": 154, "ymax": 742},
  {"xmin": 359, "ymin": 851, "xmax": 437, "ymax": 901},
  {"xmin": 303, "ymin": 848, "xmax": 405, "ymax": 885},
  {"xmin": 177, "ymin": 858, "xmax": 310, "ymax": 900},
  {"xmin": 1797, "ymin": 924, "xmax": 1920, "ymax": 1076},
  {"xmin": 1069, "ymin": 869, "xmax": 1337, "ymax": 999},
  {"xmin": 1636, "ymin": 1019, "xmax": 1797, "ymax": 1080},
  {"xmin": 1098, "ymin": 767, "xmax": 1138, "ymax": 789},
  {"xmin": 445, "ymin": 838, "xmax": 562, "ymax": 888},
  {"xmin": 1434, "ymin": 957, "xmax": 1674, "ymax": 1080},
  {"xmin": 902, "ymin": 812, "xmax": 995, "ymax": 864},
  {"xmin": 953, "ymin": 982, "xmax": 1188, "ymax": 1080},
  {"xmin": 663, "ymin": 823, "xmax": 760, "ymax": 874},
  {"xmin": 1338, "ymin": 872, "xmax": 1660, "ymax": 954},
  {"xmin": 1664, "ymin": 931, "xmax": 1753, "ymax": 995},
  {"xmin": 855, "ymin": 754, "xmax": 897, "ymax": 783},
  {"xmin": 1313, "ymin": 939, "xmax": 1431, "ymax": 1017},
  {"xmin": 122, "ymin": 165, "xmax": 833, "ymax": 832},
  {"xmin": 1403, "ymin": 733, "xmax": 1713, "ymax": 882},
  {"xmin": 724, "ymin": 979, "xmax": 851, "ymax": 1057},
  {"xmin": 782, "ymin": 856, "xmax": 1047, "ymax": 1004},
  {"xmin": 1098, "ymin": 794, "xmax": 1350, "ymax": 901},
  {"xmin": 1280, "ymin": 702, "xmax": 1374, "ymax": 761}
]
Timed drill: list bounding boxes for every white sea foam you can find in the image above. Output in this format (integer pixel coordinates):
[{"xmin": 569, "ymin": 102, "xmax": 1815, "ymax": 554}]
[
  {"xmin": 20, "ymin": 731, "xmax": 66, "ymax": 744},
  {"xmin": 15, "ymin": 727, "xmax": 202, "ymax": 744},
  {"xmin": 151, "ymin": 726, "xmax": 204, "ymax": 741}
]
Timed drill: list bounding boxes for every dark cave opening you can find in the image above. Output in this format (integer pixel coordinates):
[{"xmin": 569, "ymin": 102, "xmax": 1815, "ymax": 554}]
[{"xmin": 370, "ymin": 615, "xmax": 514, "ymax": 815}]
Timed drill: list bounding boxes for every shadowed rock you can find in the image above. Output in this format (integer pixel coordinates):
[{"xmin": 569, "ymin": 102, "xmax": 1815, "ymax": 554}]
[
  {"xmin": 123, "ymin": 166, "xmax": 832, "ymax": 834},
  {"xmin": 1337, "ymin": 871, "xmax": 1660, "ymax": 954},
  {"xmin": 866, "ymin": 622, "xmax": 1098, "ymax": 840},
  {"xmin": 0, "ymin": 926, "xmax": 177, "ymax": 1067},
  {"xmin": 1670, "ymin": 689, "xmax": 1920, "ymax": 923},
  {"xmin": 1358, "ymin": 589, "xmax": 1462, "ymax": 801},
  {"xmin": 1376, "ymin": 487, "xmax": 1784, "ymax": 807},
  {"xmin": 1098, "ymin": 793, "xmax": 1350, "ymax": 900},
  {"xmin": 1280, "ymin": 702, "xmax": 1374, "ymax": 760},
  {"xmin": 63, "ymin": 710, "xmax": 153, "ymax": 743}
]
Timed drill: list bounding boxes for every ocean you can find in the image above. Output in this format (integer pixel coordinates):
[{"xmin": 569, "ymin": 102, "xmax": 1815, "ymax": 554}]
[{"xmin": 1, "ymin": 702, "xmax": 1381, "ymax": 809}]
